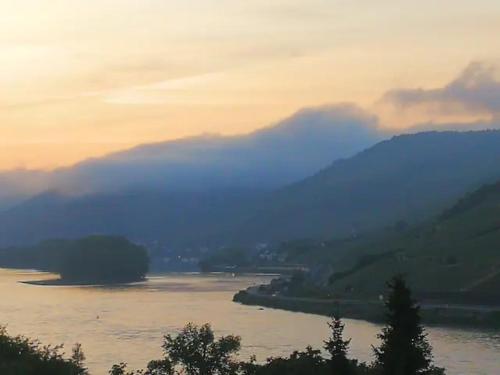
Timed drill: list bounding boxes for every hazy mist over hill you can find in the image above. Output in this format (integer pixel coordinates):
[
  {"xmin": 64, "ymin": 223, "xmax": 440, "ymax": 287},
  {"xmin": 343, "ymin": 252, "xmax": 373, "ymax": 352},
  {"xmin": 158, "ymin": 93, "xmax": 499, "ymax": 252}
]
[
  {"xmin": 0, "ymin": 104, "xmax": 381, "ymax": 209},
  {"xmin": 1, "ymin": 130, "xmax": 499, "ymax": 248},
  {"xmin": 233, "ymin": 130, "xmax": 500, "ymax": 242},
  {"xmin": 3, "ymin": 62, "xmax": 500, "ymax": 210},
  {"xmin": 1, "ymin": 63, "xmax": 500, "ymax": 247}
]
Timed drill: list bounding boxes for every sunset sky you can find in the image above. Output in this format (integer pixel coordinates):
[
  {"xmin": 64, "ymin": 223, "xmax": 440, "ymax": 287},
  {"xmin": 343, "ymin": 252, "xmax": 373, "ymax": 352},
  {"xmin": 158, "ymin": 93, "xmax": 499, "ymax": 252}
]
[{"xmin": 1, "ymin": 0, "xmax": 500, "ymax": 170}]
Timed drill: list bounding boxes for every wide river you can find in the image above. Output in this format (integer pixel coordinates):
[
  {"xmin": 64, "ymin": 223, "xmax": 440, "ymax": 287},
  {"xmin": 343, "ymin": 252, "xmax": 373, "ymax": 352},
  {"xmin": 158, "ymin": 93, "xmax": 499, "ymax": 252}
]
[{"xmin": 0, "ymin": 269, "xmax": 498, "ymax": 374}]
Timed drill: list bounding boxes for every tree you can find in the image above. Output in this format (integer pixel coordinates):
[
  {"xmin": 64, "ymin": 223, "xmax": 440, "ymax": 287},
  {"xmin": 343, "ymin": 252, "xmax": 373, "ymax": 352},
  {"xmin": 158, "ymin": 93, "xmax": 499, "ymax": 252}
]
[
  {"xmin": 324, "ymin": 316, "xmax": 352, "ymax": 374},
  {"xmin": 108, "ymin": 363, "xmax": 142, "ymax": 375},
  {"xmin": 255, "ymin": 346, "xmax": 327, "ymax": 375},
  {"xmin": 373, "ymin": 275, "xmax": 444, "ymax": 375},
  {"xmin": 71, "ymin": 343, "xmax": 88, "ymax": 375},
  {"xmin": 157, "ymin": 323, "xmax": 241, "ymax": 375},
  {"xmin": 145, "ymin": 359, "xmax": 175, "ymax": 375},
  {"xmin": 109, "ymin": 363, "xmax": 129, "ymax": 375},
  {"xmin": 0, "ymin": 326, "xmax": 88, "ymax": 375}
]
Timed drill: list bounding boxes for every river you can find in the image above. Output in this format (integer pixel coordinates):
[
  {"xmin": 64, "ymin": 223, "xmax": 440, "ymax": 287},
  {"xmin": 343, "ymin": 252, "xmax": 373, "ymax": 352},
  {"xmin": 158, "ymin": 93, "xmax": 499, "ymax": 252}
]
[{"xmin": 0, "ymin": 269, "xmax": 498, "ymax": 374}]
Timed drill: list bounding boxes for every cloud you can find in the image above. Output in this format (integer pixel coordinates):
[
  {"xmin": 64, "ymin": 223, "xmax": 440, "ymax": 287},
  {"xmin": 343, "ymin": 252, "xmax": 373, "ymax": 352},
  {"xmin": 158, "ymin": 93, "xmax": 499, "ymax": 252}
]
[
  {"xmin": 99, "ymin": 73, "xmax": 222, "ymax": 105},
  {"xmin": 381, "ymin": 62, "xmax": 500, "ymax": 123},
  {"xmin": 51, "ymin": 103, "xmax": 382, "ymax": 193}
]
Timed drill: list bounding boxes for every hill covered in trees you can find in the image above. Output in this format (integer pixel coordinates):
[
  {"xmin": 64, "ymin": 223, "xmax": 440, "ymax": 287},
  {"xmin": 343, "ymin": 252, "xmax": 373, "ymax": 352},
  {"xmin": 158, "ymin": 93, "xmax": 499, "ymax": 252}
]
[
  {"xmin": 0, "ymin": 236, "xmax": 149, "ymax": 284},
  {"xmin": 233, "ymin": 130, "xmax": 500, "ymax": 243},
  {"xmin": 322, "ymin": 180, "xmax": 500, "ymax": 300},
  {"xmin": 0, "ymin": 130, "xmax": 498, "ymax": 250},
  {"xmin": 229, "ymin": 180, "xmax": 500, "ymax": 325}
]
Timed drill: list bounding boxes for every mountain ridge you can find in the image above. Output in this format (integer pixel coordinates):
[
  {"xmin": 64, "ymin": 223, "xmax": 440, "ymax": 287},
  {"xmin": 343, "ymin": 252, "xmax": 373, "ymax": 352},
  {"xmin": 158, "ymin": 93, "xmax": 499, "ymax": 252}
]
[
  {"xmin": 0, "ymin": 105, "xmax": 381, "ymax": 208},
  {"xmin": 229, "ymin": 130, "xmax": 500, "ymax": 242},
  {"xmin": 1, "ymin": 130, "xmax": 499, "ymax": 249}
]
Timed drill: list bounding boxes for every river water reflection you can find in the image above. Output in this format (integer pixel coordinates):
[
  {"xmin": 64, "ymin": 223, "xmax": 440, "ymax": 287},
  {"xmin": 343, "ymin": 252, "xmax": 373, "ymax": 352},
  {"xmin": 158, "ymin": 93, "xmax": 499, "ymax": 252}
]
[{"xmin": 0, "ymin": 269, "xmax": 498, "ymax": 374}]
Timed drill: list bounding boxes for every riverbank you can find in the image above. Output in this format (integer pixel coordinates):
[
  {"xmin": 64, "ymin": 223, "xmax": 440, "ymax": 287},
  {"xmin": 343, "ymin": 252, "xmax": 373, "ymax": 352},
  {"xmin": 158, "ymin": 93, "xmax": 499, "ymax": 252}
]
[
  {"xmin": 21, "ymin": 277, "xmax": 145, "ymax": 286},
  {"xmin": 233, "ymin": 287, "xmax": 500, "ymax": 329}
]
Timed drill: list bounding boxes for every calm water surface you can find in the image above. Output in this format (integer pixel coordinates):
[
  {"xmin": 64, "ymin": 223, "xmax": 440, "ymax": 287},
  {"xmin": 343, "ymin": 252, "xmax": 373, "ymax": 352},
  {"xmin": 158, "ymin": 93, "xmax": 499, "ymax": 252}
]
[{"xmin": 0, "ymin": 269, "xmax": 498, "ymax": 375}]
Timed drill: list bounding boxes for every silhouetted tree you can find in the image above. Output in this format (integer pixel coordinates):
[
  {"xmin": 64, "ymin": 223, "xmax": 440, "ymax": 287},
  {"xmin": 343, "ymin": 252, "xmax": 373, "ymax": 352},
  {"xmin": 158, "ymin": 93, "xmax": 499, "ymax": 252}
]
[
  {"xmin": 0, "ymin": 326, "xmax": 87, "ymax": 375},
  {"xmin": 255, "ymin": 346, "xmax": 327, "ymax": 375},
  {"xmin": 154, "ymin": 323, "xmax": 241, "ymax": 375},
  {"xmin": 71, "ymin": 343, "xmax": 87, "ymax": 375},
  {"xmin": 109, "ymin": 363, "xmax": 126, "ymax": 375},
  {"xmin": 373, "ymin": 275, "xmax": 444, "ymax": 375},
  {"xmin": 109, "ymin": 363, "xmax": 136, "ymax": 375},
  {"xmin": 324, "ymin": 316, "xmax": 352, "ymax": 374},
  {"xmin": 145, "ymin": 359, "xmax": 175, "ymax": 375}
]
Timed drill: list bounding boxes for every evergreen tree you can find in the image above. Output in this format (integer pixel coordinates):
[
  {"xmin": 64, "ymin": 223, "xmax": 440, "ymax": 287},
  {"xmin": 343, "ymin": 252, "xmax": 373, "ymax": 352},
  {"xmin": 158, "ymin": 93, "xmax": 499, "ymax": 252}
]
[
  {"xmin": 71, "ymin": 343, "xmax": 88, "ymax": 375},
  {"xmin": 373, "ymin": 275, "xmax": 444, "ymax": 375},
  {"xmin": 324, "ymin": 316, "xmax": 352, "ymax": 374}
]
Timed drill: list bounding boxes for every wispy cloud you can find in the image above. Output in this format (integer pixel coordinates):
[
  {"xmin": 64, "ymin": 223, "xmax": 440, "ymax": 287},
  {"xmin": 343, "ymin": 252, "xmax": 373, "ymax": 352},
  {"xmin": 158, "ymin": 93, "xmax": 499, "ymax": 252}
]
[
  {"xmin": 95, "ymin": 72, "xmax": 225, "ymax": 105},
  {"xmin": 381, "ymin": 62, "xmax": 500, "ymax": 122}
]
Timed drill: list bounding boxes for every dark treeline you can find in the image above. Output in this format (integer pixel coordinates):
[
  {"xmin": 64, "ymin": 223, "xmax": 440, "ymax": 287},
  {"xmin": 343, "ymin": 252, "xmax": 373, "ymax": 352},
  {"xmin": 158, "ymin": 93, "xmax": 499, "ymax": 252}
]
[
  {"xmin": 0, "ymin": 327, "xmax": 86, "ymax": 375},
  {"xmin": 0, "ymin": 236, "xmax": 149, "ymax": 283},
  {"xmin": 0, "ymin": 276, "xmax": 444, "ymax": 375}
]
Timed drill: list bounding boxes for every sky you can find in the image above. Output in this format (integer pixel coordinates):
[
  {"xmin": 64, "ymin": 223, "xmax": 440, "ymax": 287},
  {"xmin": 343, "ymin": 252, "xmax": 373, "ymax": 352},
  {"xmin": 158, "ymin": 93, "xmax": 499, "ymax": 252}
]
[{"xmin": 1, "ymin": 0, "xmax": 500, "ymax": 170}]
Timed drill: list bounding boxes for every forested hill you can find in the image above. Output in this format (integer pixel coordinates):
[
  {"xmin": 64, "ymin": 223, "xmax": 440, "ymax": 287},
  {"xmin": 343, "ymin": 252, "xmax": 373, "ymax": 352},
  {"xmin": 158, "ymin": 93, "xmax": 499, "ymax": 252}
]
[
  {"xmin": 328, "ymin": 180, "xmax": 500, "ymax": 299},
  {"xmin": 0, "ymin": 189, "xmax": 264, "ymax": 248},
  {"xmin": 0, "ymin": 130, "xmax": 499, "ymax": 248},
  {"xmin": 233, "ymin": 130, "xmax": 500, "ymax": 243},
  {"xmin": 0, "ymin": 236, "xmax": 149, "ymax": 283}
]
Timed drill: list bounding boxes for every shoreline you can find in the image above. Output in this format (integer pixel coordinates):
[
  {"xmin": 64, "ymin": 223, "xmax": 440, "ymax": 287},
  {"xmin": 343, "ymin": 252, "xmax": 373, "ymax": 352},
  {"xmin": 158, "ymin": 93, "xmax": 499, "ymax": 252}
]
[
  {"xmin": 233, "ymin": 287, "xmax": 500, "ymax": 329},
  {"xmin": 21, "ymin": 277, "xmax": 146, "ymax": 287}
]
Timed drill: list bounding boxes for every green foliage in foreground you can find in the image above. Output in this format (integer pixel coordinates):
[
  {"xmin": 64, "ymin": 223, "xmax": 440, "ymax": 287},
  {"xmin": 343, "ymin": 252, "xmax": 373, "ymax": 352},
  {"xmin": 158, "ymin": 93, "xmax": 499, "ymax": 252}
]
[
  {"xmin": 373, "ymin": 276, "xmax": 444, "ymax": 375},
  {"xmin": 0, "ymin": 327, "xmax": 87, "ymax": 375},
  {"xmin": 109, "ymin": 276, "xmax": 445, "ymax": 375}
]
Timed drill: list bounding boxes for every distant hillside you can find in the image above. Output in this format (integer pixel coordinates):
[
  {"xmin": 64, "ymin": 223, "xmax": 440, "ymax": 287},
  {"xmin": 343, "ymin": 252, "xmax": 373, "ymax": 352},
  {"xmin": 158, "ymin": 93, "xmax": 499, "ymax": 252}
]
[
  {"xmin": 328, "ymin": 181, "xmax": 500, "ymax": 298},
  {"xmin": 233, "ymin": 130, "xmax": 500, "ymax": 242},
  {"xmin": 0, "ymin": 105, "xmax": 380, "ymax": 208},
  {"xmin": 0, "ymin": 190, "xmax": 262, "ymax": 247},
  {"xmin": 0, "ymin": 130, "xmax": 499, "ymax": 249}
]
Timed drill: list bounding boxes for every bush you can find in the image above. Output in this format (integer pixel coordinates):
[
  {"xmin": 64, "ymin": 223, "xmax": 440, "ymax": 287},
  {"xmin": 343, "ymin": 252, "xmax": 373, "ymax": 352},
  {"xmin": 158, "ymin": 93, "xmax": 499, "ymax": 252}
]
[{"xmin": 0, "ymin": 326, "xmax": 87, "ymax": 375}]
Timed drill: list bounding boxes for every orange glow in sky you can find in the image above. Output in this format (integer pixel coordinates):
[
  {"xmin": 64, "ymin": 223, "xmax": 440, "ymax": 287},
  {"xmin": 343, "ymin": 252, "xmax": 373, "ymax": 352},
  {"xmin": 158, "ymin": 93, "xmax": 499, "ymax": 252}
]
[{"xmin": 1, "ymin": 0, "xmax": 500, "ymax": 170}]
